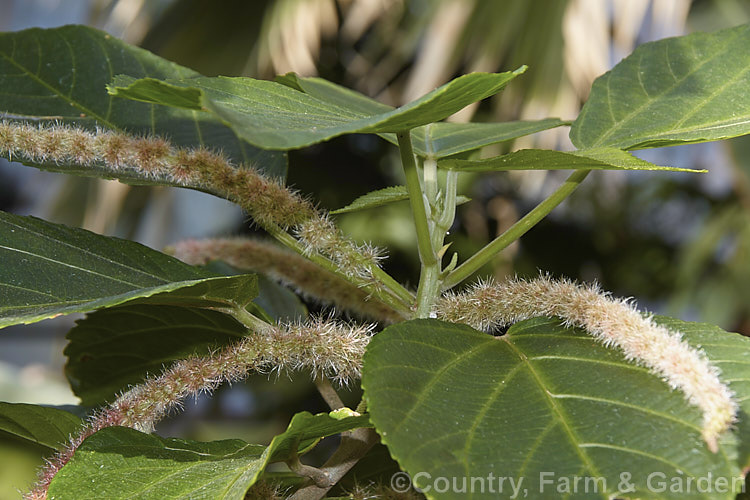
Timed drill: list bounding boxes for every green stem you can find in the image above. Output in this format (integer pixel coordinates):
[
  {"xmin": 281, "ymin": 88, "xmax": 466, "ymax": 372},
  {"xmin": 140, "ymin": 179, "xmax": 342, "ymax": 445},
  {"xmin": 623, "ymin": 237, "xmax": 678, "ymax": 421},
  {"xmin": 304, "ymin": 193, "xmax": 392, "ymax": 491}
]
[
  {"xmin": 399, "ymin": 131, "xmax": 441, "ymax": 317},
  {"xmin": 265, "ymin": 223, "xmax": 413, "ymax": 316},
  {"xmin": 414, "ymin": 264, "xmax": 441, "ymax": 318},
  {"xmin": 398, "ymin": 131, "xmax": 436, "ymax": 267},
  {"xmin": 218, "ymin": 305, "xmax": 275, "ymax": 335},
  {"xmin": 442, "ymin": 169, "xmax": 591, "ymax": 290}
]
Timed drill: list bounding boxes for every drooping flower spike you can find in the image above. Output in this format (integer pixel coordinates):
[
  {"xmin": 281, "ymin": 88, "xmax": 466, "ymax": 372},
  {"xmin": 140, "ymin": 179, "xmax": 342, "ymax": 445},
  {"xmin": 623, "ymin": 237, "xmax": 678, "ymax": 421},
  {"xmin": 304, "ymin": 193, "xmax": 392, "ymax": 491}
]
[{"xmin": 436, "ymin": 275, "xmax": 737, "ymax": 452}]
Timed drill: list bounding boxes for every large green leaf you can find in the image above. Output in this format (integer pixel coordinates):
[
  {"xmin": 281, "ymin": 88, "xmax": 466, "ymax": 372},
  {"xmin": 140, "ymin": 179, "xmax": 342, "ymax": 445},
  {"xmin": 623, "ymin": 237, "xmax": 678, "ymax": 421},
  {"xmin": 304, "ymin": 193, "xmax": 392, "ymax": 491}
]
[
  {"xmin": 65, "ymin": 306, "xmax": 248, "ymax": 406},
  {"xmin": 439, "ymin": 147, "xmax": 705, "ymax": 172},
  {"xmin": 0, "ymin": 25, "xmax": 285, "ymax": 178},
  {"xmin": 47, "ymin": 411, "xmax": 370, "ymax": 499},
  {"xmin": 362, "ymin": 318, "xmax": 748, "ymax": 499},
  {"xmin": 0, "ymin": 212, "xmax": 257, "ymax": 328},
  {"xmin": 0, "ymin": 403, "xmax": 81, "ymax": 451},
  {"xmin": 48, "ymin": 427, "xmax": 269, "ymax": 500},
  {"xmin": 108, "ymin": 69, "xmax": 526, "ymax": 150},
  {"xmin": 570, "ymin": 24, "xmax": 750, "ymax": 150},
  {"xmin": 274, "ymin": 72, "xmax": 568, "ymax": 158}
]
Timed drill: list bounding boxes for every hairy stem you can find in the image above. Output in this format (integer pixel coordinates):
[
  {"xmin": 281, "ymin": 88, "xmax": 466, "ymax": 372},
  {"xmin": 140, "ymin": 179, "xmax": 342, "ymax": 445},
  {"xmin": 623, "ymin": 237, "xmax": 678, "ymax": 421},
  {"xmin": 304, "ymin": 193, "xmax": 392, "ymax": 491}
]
[
  {"xmin": 442, "ymin": 169, "xmax": 590, "ymax": 290},
  {"xmin": 288, "ymin": 427, "xmax": 380, "ymax": 500}
]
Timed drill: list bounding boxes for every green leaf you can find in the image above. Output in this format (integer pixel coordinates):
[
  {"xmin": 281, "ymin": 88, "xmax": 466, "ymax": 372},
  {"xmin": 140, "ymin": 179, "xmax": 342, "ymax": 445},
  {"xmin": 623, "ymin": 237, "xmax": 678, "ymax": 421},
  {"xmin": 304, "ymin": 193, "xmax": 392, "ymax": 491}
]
[
  {"xmin": 362, "ymin": 318, "xmax": 747, "ymax": 499},
  {"xmin": 252, "ymin": 275, "xmax": 307, "ymax": 323},
  {"xmin": 331, "ymin": 186, "xmax": 470, "ymax": 215},
  {"xmin": 0, "ymin": 25, "xmax": 285, "ymax": 178},
  {"xmin": 439, "ymin": 147, "xmax": 706, "ymax": 172},
  {"xmin": 408, "ymin": 119, "xmax": 570, "ymax": 159},
  {"xmin": 274, "ymin": 72, "xmax": 567, "ymax": 158},
  {"xmin": 64, "ymin": 278, "xmax": 300, "ymax": 406},
  {"xmin": 65, "ymin": 305, "xmax": 248, "ymax": 406},
  {"xmin": 570, "ymin": 23, "xmax": 750, "ymax": 150},
  {"xmin": 0, "ymin": 212, "xmax": 257, "ymax": 329},
  {"xmin": 108, "ymin": 69, "xmax": 527, "ymax": 150},
  {"xmin": 0, "ymin": 403, "xmax": 81, "ymax": 451},
  {"xmin": 48, "ymin": 427, "xmax": 269, "ymax": 500},
  {"xmin": 274, "ymin": 72, "xmax": 393, "ymax": 116},
  {"xmin": 266, "ymin": 410, "xmax": 371, "ymax": 462},
  {"xmin": 655, "ymin": 316, "xmax": 750, "ymax": 469},
  {"xmin": 48, "ymin": 411, "xmax": 370, "ymax": 499}
]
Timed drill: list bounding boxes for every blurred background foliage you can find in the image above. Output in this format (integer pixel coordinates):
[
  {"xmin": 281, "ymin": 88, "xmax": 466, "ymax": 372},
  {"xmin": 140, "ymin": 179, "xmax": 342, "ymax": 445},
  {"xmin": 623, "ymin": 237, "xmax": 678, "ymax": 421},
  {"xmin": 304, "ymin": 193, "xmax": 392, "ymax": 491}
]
[{"xmin": 2, "ymin": 0, "xmax": 750, "ymax": 496}]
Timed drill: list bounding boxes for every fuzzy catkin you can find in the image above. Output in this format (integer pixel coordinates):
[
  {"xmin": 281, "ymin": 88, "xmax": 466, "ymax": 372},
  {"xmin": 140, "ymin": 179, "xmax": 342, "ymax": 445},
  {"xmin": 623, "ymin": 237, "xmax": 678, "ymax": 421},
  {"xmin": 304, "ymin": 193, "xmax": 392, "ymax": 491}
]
[
  {"xmin": 0, "ymin": 120, "xmax": 385, "ymax": 282},
  {"xmin": 436, "ymin": 276, "xmax": 737, "ymax": 453},
  {"xmin": 0, "ymin": 121, "xmax": 314, "ymax": 226},
  {"xmin": 170, "ymin": 237, "xmax": 401, "ymax": 323},
  {"xmin": 26, "ymin": 318, "xmax": 373, "ymax": 500},
  {"xmin": 294, "ymin": 215, "xmax": 386, "ymax": 283}
]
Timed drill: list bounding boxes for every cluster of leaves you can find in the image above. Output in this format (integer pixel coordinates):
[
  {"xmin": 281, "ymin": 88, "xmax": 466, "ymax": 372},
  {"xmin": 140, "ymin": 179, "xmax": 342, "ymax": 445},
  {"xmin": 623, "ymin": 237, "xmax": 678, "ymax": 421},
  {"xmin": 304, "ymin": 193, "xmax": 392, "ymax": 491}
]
[{"xmin": 1, "ymin": 22, "xmax": 750, "ymax": 499}]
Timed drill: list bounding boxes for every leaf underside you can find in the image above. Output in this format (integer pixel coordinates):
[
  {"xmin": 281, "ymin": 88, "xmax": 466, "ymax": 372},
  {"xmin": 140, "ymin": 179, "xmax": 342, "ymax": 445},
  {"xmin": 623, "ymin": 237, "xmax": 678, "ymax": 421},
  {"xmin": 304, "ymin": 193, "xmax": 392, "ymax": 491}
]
[
  {"xmin": 439, "ymin": 147, "xmax": 705, "ymax": 172},
  {"xmin": 274, "ymin": 72, "xmax": 569, "ymax": 158},
  {"xmin": 570, "ymin": 23, "xmax": 750, "ymax": 150},
  {"xmin": 108, "ymin": 69, "xmax": 527, "ymax": 150}
]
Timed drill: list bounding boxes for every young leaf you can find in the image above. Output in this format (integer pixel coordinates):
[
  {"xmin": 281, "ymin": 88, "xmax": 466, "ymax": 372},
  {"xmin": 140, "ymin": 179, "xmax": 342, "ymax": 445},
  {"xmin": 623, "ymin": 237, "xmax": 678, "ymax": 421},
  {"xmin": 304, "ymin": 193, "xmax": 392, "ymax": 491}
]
[
  {"xmin": 571, "ymin": 23, "xmax": 750, "ymax": 150},
  {"xmin": 362, "ymin": 318, "xmax": 748, "ymax": 499},
  {"xmin": 439, "ymin": 147, "xmax": 706, "ymax": 172},
  {"xmin": 47, "ymin": 411, "xmax": 370, "ymax": 499},
  {"xmin": 0, "ymin": 212, "xmax": 257, "ymax": 329},
  {"xmin": 265, "ymin": 410, "xmax": 372, "ymax": 462},
  {"xmin": 331, "ymin": 186, "xmax": 470, "ymax": 215},
  {"xmin": 108, "ymin": 69, "xmax": 527, "ymax": 150},
  {"xmin": 0, "ymin": 25, "xmax": 285, "ymax": 178},
  {"xmin": 65, "ymin": 305, "xmax": 248, "ymax": 406},
  {"xmin": 0, "ymin": 403, "xmax": 81, "ymax": 451}
]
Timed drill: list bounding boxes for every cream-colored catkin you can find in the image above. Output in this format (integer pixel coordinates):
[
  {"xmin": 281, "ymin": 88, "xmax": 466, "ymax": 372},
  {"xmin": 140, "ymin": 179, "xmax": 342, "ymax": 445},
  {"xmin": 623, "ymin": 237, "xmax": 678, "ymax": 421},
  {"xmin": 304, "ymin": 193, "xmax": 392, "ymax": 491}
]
[
  {"xmin": 170, "ymin": 237, "xmax": 401, "ymax": 323},
  {"xmin": 435, "ymin": 275, "xmax": 737, "ymax": 453},
  {"xmin": 0, "ymin": 120, "xmax": 384, "ymax": 280},
  {"xmin": 26, "ymin": 318, "xmax": 373, "ymax": 500}
]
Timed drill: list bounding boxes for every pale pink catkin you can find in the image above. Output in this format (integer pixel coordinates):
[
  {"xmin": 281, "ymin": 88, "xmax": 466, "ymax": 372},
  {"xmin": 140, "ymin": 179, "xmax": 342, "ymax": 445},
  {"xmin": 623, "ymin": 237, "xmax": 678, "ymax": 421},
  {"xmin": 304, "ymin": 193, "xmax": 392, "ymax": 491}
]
[
  {"xmin": 0, "ymin": 120, "xmax": 385, "ymax": 283},
  {"xmin": 26, "ymin": 319, "xmax": 373, "ymax": 500},
  {"xmin": 436, "ymin": 275, "xmax": 737, "ymax": 452}
]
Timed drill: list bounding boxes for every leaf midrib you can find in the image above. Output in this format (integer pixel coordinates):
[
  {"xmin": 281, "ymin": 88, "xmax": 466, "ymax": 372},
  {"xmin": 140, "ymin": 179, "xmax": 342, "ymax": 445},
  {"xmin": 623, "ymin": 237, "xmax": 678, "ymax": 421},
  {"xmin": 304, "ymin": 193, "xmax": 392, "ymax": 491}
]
[{"xmin": 501, "ymin": 336, "xmax": 605, "ymax": 486}]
